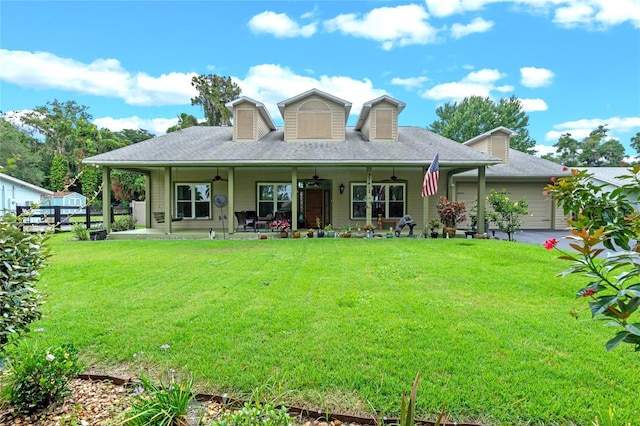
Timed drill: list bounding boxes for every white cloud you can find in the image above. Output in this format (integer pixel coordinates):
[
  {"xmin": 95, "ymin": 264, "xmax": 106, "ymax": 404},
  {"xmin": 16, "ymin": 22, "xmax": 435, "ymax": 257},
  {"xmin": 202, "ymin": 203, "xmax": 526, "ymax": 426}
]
[
  {"xmin": 390, "ymin": 76, "xmax": 430, "ymax": 90},
  {"xmin": 93, "ymin": 116, "xmax": 178, "ymax": 136},
  {"xmin": 545, "ymin": 117, "xmax": 640, "ymax": 142},
  {"xmin": 450, "ymin": 17, "xmax": 494, "ymax": 38},
  {"xmin": 233, "ymin": 64, "xmax": 387, "ymax": 121},
  {"xmin": 0, "ymin": 49, "xmax": 197, "ymax": 106},
  {"xmin": 323, "ymin": 4, "xmax": 439, "ymax": 50},
  {"xmin": 248, "ymin": 11, "xmax": 317, "ymax": 38},
  {"xmin": 520, "ymin": 67, "xmax": 555, "ymax": 87},
  {"xmin": 420, "ymin": 68, "xmax": 507, "ymax": 101},
  {"xmin": 518, "ymin": 98, "xmax": 548, "ymax": 112},
  {"xmin": 424, "ymin": 0, "xmax": 640, "ymax": 28},
  {"xmin": 533, "ymin": 144, "xmax": 558, "ymax": 157}
]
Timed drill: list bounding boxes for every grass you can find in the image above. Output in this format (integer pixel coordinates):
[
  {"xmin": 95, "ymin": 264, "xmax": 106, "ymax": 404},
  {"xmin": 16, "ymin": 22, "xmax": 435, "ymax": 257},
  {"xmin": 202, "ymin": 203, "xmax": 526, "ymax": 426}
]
[{"xmin": 22, "ymin": 234, "xmax": 639, "ymax": 424}]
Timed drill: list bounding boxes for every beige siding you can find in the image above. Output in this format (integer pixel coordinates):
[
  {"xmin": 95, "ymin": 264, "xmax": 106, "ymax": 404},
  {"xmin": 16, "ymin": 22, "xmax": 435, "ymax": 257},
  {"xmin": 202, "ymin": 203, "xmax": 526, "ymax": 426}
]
[
  {"xmin": 360, "ymin": 115, "xmax": 371, "ymax": 140},
  {"xmin": 491, "ymin": 135, "xmax": 509, "ymax": 162},
  {"xmin": 283, "ymin": 95, "xmax": 346, "ymax": 141},
  {"xmin": 235, "ymin": 109, "xmax": 255, "ymax": 140},
  {"xmin": 370, "ymin": 102, "xmax": 398, "ymax": 141},
  {"xmin": 466, "ymin": 137, "xmax": 490, "ymax": 154},
  {"xmin": 455, "ymin": 181, "xmax": 564, "ymax": 229},
  {"xmin": 256, "ymin": 113, "xmax": 271, "ymax": 140}
]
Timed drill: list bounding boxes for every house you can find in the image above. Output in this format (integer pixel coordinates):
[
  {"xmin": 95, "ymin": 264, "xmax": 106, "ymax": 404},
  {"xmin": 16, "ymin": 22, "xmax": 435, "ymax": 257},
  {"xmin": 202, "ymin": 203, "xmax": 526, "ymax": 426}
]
[
  {"xmin": 83, "ymin": 88, "xmax": 568, "ymax": 237},
  {"xmin": 579, "ymin": 167, "xmax": 639, "ymax": 209},
  {"xmin": 40, "ymin": 191, "xmax": 87, "ymax": 210},
  {"xmin": 0, "ymin": 172, "xmax": 53, "ymax": 214}
]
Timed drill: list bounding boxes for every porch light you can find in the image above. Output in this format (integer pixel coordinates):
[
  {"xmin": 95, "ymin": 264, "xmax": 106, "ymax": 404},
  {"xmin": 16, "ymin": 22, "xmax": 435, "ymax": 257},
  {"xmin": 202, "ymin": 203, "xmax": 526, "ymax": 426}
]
[{"xmin": 339, "ymin": 183, "xmax": 345, "ymax": 194}]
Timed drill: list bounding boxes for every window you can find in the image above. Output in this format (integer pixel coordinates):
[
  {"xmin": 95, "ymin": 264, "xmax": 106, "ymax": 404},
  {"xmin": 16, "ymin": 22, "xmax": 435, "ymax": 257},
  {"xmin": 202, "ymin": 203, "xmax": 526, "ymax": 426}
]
[
  {"xmin": 176, "ymin": 183, "xmax": 210, "ymax": 219},
  {"xmin": 297, "ymin": 100, "xmax": 331, "ymax": 139},
  {"xmin": 351, "ymin": 183, "xmax": 405, "ymax": 219},
  {"xmin": 257, "ymin": 183, "xmax": 292, "ymax": 217}
]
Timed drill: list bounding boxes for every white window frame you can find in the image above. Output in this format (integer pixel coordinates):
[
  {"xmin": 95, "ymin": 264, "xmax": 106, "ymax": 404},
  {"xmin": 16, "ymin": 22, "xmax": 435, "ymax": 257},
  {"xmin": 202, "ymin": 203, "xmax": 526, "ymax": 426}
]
[
  {"xmin": 257, "ymin": 183, "xmax": 292, "ymax": 217},
  {"xmin": 175, "ymin": 183, "xmax": 211, "ymax": 219},
  {"xmin": 350, "ymin": 182, "xmax": 406, "ymax": 219}
]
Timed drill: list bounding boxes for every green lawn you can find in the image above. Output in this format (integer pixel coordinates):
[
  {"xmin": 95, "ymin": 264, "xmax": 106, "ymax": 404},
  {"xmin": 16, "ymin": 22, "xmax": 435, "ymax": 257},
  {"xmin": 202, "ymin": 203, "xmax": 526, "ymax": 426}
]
[{"xmin": 25, "ymin": 234, "xmax": 638, "ymax": 424}]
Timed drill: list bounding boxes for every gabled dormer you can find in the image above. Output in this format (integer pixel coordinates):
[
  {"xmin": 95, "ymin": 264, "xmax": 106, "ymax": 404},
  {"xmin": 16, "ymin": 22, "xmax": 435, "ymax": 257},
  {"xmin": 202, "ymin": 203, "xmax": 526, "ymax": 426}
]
[
  {"xmin": 464, "ymin": 126, "xmax": 516, "ymax": 164},
  {"xmin": 277, "ymin": 88, "xmax": 351, "ymax": 142},
  {"xmin": 355, "ymin": 95, "xmax": 405, "ymax": 142},
  {"xmin": 225, "ymin": 97, "xmax": 276, "ymax": 141}
]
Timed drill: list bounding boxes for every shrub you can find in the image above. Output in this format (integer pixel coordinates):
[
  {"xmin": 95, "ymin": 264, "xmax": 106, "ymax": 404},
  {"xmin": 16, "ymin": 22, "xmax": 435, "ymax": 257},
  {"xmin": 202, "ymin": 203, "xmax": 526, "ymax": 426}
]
[
  {"xmin": 122, "ymin": 373, "xmax": 194, "ymax": 425},
  {"xmin": 1, "ymin": 343, "xmax": 83, "ymax": 412},
  {"xmin": 0, "ymin": 215, "xmax": 49, "ymax": 351},
  {"xmin": 71, "ymin": 223, "xmax": 90, "ymax": 241},
  {"xmin": 210, "ymin": 401, "xmax": 294, "ymax": 426},
  {"xmin": 436, "ymin": 196, "xmax": 466, "ymax": 228},
  {"xmin": 113, "ymin": 215, "xmax": 137, "ymax": 232},
  {"xmin": 485, "ymin": 189, "xmax": 529, "ymax": 241}
]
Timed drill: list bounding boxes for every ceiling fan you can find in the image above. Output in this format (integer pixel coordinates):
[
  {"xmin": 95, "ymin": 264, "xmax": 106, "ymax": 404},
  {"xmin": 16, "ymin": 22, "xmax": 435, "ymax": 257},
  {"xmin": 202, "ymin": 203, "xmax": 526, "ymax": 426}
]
[
  {"xmin": 212, "ymin": 168, "xmax": 227, "ymax": 182},
  {"xmin": 382, "ymin": 167, "xmax": 407, "ymax": 183}
]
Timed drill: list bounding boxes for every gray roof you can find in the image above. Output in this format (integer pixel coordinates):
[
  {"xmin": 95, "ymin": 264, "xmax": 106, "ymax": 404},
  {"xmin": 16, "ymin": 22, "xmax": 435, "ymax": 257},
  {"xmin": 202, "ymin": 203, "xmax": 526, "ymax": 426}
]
[
  {"xmin": 454, "ymin": 149, "xmax": 571, "ymax": 180},
  {"xmin": 579, "ymin": 167, "xmax": 631, "ymax": 187},
  {"xmin": 84, "ymin": 126, "xmax": 502, "ymax": 169},
  {"xmin": 0, "ymin": 172, "xmax": 53, "ymax": 195}
]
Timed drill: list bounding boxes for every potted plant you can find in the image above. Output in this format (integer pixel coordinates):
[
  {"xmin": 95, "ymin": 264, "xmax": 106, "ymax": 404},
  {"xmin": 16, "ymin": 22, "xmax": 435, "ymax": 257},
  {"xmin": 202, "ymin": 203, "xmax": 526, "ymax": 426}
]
[
  {"xmin": 270, "ymin": 219, "xmax": 291, "ymax": 238},
  {"xmin": 428, "ymin": 219, "xmax": 440, "ymax": 238},
  {"xmin": 437, "ymin": 196, "xmax": 466, "ymax": 238},
  {"xmin": 292, "ymin": 230, "xmax": 301, "ymax": 238},
  {"xmin": 363, "ymin": 223, "xmax": 375, "ymax": 238},
  {"xmin": 307, "ymin": 228, "xmax": 314, "ymax": 238},
  {"xmin": 324, "ymin": 223, "xmax": 335, "ymax": 238},
  {"xmin": 316, "ymin": 217, "xmax": 324, "ymax": 237},
  {"xmin": 342, "ymin": 222, "xmax": 352, "ymax": 238}
]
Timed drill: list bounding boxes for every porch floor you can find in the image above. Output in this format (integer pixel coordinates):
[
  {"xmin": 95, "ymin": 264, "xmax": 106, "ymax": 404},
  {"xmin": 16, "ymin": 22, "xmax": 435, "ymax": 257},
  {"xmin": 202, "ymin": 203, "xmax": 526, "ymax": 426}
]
[{"xmin": 106, "ymin": 228, "xmax": 284, "ymax": 240}]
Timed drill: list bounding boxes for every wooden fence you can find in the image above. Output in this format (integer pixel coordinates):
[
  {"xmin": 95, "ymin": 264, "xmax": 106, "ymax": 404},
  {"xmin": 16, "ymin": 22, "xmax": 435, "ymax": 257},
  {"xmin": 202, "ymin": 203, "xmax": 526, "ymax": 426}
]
[{"xmin": 15, "ymin": 205, "xmax": 132, "ymax": 231}]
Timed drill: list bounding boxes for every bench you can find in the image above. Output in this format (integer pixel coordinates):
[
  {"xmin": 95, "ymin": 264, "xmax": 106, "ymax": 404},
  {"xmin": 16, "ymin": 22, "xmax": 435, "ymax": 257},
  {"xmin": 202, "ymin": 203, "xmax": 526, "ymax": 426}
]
[{"xmin": 153, "ymin": 212, "xmax": 184, "ymax": 223}]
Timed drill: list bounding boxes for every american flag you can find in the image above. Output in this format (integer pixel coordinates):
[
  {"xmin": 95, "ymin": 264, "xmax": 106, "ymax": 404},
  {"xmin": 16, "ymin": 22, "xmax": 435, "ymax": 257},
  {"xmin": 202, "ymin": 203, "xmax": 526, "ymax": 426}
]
[{"xmin": 421, "ymin": 152, "xmax": 439, "ymax": 197}]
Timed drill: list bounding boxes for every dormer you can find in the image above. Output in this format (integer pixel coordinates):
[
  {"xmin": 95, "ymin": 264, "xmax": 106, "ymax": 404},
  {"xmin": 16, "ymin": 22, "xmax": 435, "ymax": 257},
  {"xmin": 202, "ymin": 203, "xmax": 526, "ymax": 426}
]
[
  {"xmin": 464, "ymin": 126, "xmax": 516, "ymax": 164},
  {"xmin": 277, "ymin": 89, "xmax": 351, "ymax": 142},
  {"xmin": 355, "ymin": 95, "xmax": 405, "ymax": 142},
  {"xmin": 225, "ymin": 97, "xmax": 276, "ymax": 141}
]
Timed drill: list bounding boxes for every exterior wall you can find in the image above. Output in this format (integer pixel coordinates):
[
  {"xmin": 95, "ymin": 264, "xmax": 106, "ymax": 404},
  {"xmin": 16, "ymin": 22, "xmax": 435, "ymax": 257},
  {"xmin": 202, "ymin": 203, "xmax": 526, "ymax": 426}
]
[
  {"xmin": 283, "ymin": 95, "xmax": 346, "ymax": 141},
  {"xmin": 232, "ymin": 105, "xmax": 273, "ymax": 142},
  {"xmin": 43, "ymin": 193, "xmax": 87, "ymax": 207},
  {"xmin": 455, "ymin": 181, "xmax": 568, "ymax": 230},
  {"xmin": 370, "ymin": 101, "xmax": 398, "ymax": 141},
  {"xmin": 360, "ymin": 115, "xmax": 371, "ymax": 141},
  {"xmin": 0, "ymin": 176, "xmax": 48, "ymax": 213}
]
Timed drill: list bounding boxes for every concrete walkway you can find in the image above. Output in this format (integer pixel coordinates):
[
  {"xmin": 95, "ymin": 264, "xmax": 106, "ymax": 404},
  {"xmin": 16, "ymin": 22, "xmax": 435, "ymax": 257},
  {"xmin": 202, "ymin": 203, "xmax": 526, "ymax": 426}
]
[{"xmin": 489, "ymin": 229, "xmax": 573, "ymax": 250}]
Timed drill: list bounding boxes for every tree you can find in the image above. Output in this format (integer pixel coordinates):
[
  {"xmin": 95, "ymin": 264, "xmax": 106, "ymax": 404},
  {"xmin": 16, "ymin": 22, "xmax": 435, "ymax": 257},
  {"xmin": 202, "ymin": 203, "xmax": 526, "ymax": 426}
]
[
  {"xmin": 0, "ymin": 117, "xmax": 45, "ymax": 185},
  {"xmin": 428, "ymin": 96, "xmax": 536, "ymax": 153},
  {"xmin": 485, "ymin": 189, "xmax": 529, "ymax": 241},
  {"xmin": 49, "ymin": 154, "xmax": 69, "ymax": 192},
  {"xmin": 167, "ymin": 113, "xmax": 199, "ymax": 133},
  {"xmin": 190, "ymin": 75, "xmax": 241, "ymax": 126},
  {"xmin": 545, "ymin": 125, "xmax": 626, "ymax": 167},
  {"xmin": 630, "ymin": 132, "xmax": 640, "ymax": 155}
]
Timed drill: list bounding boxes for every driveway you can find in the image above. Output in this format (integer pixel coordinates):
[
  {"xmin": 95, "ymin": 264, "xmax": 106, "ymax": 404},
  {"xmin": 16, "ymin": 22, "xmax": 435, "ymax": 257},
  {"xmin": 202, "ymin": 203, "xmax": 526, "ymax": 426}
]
[{"xmin": 489, "ymin": 229, "xmax": 573, "ymax": 250}]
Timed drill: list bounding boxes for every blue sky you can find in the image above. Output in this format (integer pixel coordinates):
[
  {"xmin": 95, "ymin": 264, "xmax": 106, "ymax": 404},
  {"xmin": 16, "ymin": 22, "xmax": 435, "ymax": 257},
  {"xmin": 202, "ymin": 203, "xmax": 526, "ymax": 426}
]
[{"xmin": 1, "ymin": 0, "xmax": 639, "ymax": 157}]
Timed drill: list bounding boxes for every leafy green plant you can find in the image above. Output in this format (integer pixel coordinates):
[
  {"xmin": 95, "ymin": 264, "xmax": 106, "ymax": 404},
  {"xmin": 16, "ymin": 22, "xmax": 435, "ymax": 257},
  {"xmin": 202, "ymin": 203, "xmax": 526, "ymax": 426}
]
[
  {"xmin": 0, "ymin": 214, "xmax": 49, "ymax": 351},
  {"xmin": 399, "ymin": 372, "xmax": 419, "ymax": 426},
  {"xmin": 1, "ymin": 343, "xmax": 83, "ymax": 412},
  {"xmin": 210, "ymin": 401, "xmax": 293, "ymax": 426},
  {"xmin": 71, "ymin": 223, "xmax": 90, "ymax": 241},
  {"xmin": 545, "ymin": 166, "xmax": 640, "ymax": 250},
  {"xmin": 593, "ymin": 404, "xmax": 632, "ymax": 426},
  {"xmin": 113, "ymin": 215, "xmax": 137, "ymax": 232},
  {"xmin": 545, "ymin": 228, "xmax": 640, "ymax": 351},
  {"xmin": 485, "ymin": 189, "xmax": 529, "ymax": 241},
  {"xmin": 121, "ymin": 373, "xmax": 195, "ymax": 425}
]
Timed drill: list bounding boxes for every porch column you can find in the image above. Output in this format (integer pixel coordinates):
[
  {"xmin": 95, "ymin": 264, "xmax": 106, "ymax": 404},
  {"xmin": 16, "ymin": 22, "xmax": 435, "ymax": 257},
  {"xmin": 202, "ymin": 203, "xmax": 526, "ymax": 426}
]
[
  {"xmin": 228, "ymin": 167, "xmax": 235, "ymax": 234},
  {"xmin": 164, "ymin": 167, "xmax": 172, "ymax": 234},
  {"xmin": 102, "ymin": 166, "xmax": 112, "ymax": 233},
  {"xmin": 422, "ymin": 192, "xmax": 429, "ymax": 235},
  {"xmin": 550, "ymin": 195, "xmax": 556, "ymax": 230},
  {"xmin": 477, "ymin": 166, "xmax": 486, "ymax": 234},
  {"xmin": 366, "ymin": 167, "xmax": 372, "ymax": 226},
  {"xmin": 144, "ymin": 174, "xmax": 151, "ymax": 229},
  {"xmin": 291, "ymin": 167, "xmax": 298, "ymax": 230}
]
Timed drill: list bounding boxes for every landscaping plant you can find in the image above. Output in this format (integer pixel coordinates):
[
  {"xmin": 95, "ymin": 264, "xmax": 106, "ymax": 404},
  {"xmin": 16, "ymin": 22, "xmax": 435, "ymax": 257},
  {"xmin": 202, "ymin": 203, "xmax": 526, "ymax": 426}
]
[
  {"xmin": 1, "ymin": 343, "xmax": 83, "ymax": 412},
  {"xmin": 210, "ymin": 401, "xmax": 294, "ymax": 426},
  {"xmin": 122, "ymin": 373, "xmax": 195, "ymax": 425},
  {"xmin": 0, "ymin": 215, "xmax": 49, "ymax": 352},
  {"xmin": 485, "ymin": 189, "xmax": 529, "ymax": 241},
  {"xmin": 544, "ymin": 166, "xmax": 640, "ymax": 351}
]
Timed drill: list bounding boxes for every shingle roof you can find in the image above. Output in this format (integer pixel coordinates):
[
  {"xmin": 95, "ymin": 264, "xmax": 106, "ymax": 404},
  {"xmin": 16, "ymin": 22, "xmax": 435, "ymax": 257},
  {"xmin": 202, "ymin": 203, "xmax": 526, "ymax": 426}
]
[
  {"xmin": 454, "ymin": 149, "xmax": 571, "ymax": 180},
  {"xmin": 84, "ymin": 126, "xmax": 502, "ymax": 168},
  {"xmin": 579, "ymin": 167, "xmax": 630, "ymax": 187}
]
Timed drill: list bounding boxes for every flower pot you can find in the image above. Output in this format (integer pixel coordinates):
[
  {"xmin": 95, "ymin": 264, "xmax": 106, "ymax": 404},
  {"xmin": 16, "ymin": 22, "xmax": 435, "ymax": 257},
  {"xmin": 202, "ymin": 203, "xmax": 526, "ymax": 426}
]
[
  {"xmin": 293, "ymin": 231, "xmax": 301, "ymax": 238},
  {"xmin": 443, "ymin": 227, "xmax": 456, "ymax": 238},
  {"xmin": 307, "ymin": 232, "xmax": 314, "ymax": 238},
  {"xmin": 343, "ymin": 232, "xmax": 352, "ymax": 238},
  {"xmin": 326, "ymin": 230, "xmax": 335, "ymax": 238},
  {"xmin": 317, "ymin": 230, "xmax": 325, "ymax": 238},
  {"xmin": 365, "ymin": 231, "xmax": 373, "ymax": 238},
  {"xmin": 280, "ymin": 231, "xmax": 289, "ymax": 238},
  {"xmin": 430, "ymin": 231, "xmax": 439, "ymax": 238}
]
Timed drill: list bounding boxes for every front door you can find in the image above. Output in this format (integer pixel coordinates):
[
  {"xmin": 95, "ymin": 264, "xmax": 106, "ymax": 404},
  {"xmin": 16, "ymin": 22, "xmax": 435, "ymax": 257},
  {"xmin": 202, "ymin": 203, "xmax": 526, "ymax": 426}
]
[
  {"xmin": 300, "ymin": 182, "xmax": 331, "ymax": 228},
  {"xmin": 305, "ymin": 189, "xmax": 323, "ymax": 228}
]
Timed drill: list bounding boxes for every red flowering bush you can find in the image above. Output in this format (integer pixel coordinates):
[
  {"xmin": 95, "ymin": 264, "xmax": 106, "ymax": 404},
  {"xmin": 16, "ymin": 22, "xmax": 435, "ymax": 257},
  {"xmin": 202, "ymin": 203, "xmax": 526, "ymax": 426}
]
[
  {"xmin": 544, "ymin": 165, "xmax": 640, "ymax": 351},
  {"xmin": 269, "ymin": 220, "xmax": 291, "ymax": 232}
]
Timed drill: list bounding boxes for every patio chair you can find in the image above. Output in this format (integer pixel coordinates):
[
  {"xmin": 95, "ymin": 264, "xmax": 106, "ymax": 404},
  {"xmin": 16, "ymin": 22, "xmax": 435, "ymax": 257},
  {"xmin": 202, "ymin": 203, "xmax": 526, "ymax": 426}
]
[
  {"xmin": 246, "ymin": 210, "xmax": 271, "ymax": 232},
  {"xmin": 234, "ymin": 211, "xmax": 255, "ymax": 232}
]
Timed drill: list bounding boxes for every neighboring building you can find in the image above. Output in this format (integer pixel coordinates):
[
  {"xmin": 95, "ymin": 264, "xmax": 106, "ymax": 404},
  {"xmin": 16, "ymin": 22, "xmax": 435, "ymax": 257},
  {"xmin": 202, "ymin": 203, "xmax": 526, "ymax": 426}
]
[
  {"xmin": 83, "ymin": 88, "xmax": 569, "ymax": 235},
  {"xmin": 0, "ymin": 172, "xmax": 53, "ymax": 214},
  {"xmin": 580, "ymin": 167, "xmax": 639, "ymax": 209}
]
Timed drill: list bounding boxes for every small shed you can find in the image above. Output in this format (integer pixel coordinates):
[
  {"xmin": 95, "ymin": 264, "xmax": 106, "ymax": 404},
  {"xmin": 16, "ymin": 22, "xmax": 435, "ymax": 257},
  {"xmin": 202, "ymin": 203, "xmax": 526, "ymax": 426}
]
[{"xmin": 41, "ymin": 192, "xmax": 87, "ymax": 209}]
